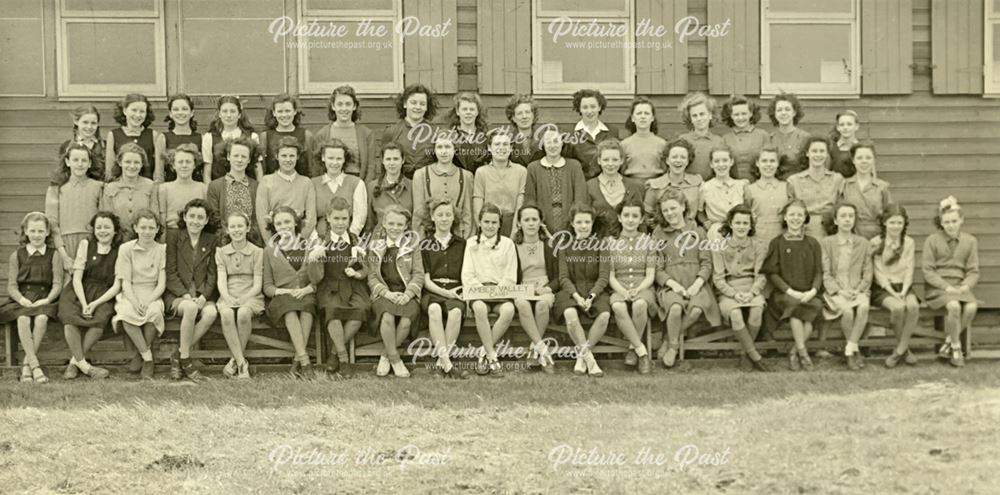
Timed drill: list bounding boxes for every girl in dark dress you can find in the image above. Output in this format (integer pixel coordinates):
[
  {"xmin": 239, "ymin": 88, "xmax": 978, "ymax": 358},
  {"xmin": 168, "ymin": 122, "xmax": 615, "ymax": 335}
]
[
  {"xmin": 105, "ymin": 93, "xmax": 162, "ymax": 182},
  {"xmin": 762, "ymin": 200, "xmax": 823, "ymax": 371},
  {"xmin": 421, "ymin": 198, "xmax": 469, "ymax": 378},
  {"xmin": 0, "ymin": 212, "xmax": 64, "ymax": 383},
  {"xmin": 264, "ymin": 206, "xmax": 317, "ymax": 378},
  {"xmin": 157, "ymin": 94, "xmax": 202, "ymax": 182},
  {"xmin": 553, "ymin": 203, "xmax": 612, "ymax": 377},
  {"xmin": 58, "ymin": 212, "xmax": 122, "ymax": 380}
]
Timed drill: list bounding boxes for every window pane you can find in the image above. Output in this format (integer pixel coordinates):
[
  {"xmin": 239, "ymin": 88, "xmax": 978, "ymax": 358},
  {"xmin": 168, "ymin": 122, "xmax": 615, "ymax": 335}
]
[
  {"xmin": 770, "ymin": 24, "xmax": 851, "ymax": 83},
  {"xmin": 63, "ymin": 0, "xmax": 157, "ymax": 12},
  {"xmin": 539, "ymin": 21, "xmax": 628, "ymax": 84},
  {"xmin": 66, "ymin": 23, "xmax": 156, "ymax": 84},
  {"xmin": 769, "ymin": 0, "xmax": 852, "ymax": 14},
  {"xmin": 538, "ymin": 0, "xmax": 627, "ymax": 14},
  {"xmin": 181, "ymin": 0, "xmax": 282, "ymax": 19},
  {"xmin": 305, "ymin": 0, "xmax": 394, "ymax": 12},
  {"xmin": 4, "ymin": 0, "xmax": 42, "ymax": 17},
  {"xmin": 995, "ymin": 0, "xmax": 1000, "ymax": 13},
  {"xmin": 305, "ymin": 21, "xmax": 395, "ymax": 84},
  {"xmin": 993, "ymin": 24, "xmax": 1000, "ymax": 84},
  {"xmin": 0, "ymin": 20, "xmax": 45, "ymax": 94},
  {"xmin": 182, "ymin": 19, "xmax": 285, "ymax": 93}
]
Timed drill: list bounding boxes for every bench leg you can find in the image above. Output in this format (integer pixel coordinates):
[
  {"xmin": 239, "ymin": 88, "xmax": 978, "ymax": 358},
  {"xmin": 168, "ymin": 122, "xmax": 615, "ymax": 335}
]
[
  {"xmin": 4, "ymin": 323, "xmax": 12, "ymax": 368},
  {"xmin": 965, "ymin": 322, "xmax": 974, "ymax": 359},
  {"xmin": 349, "ymin": 338, "xmax": 355, "ymax": 364},
  {"xmin": 314, "ymin": 319, "xmax": 323, "ymax": 365}
]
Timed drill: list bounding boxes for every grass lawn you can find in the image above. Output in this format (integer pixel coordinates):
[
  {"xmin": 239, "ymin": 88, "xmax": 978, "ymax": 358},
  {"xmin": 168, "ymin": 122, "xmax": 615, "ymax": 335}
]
[{"xmin": 1, "ymin": 358, "xmax": 999, "ymax": 494}]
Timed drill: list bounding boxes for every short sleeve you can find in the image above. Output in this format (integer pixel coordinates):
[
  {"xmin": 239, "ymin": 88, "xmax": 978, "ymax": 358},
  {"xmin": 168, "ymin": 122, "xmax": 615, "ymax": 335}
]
[
  {"xmin": 115, "ymin": 244, "xmax": 133, "ymax": 281},
  {"xmin": 253, "ymin": 247, "xmax": 264, "ymax": 275},
  {"xmin": 215, "ymin": 249, "xmax": 227, "ymax": 275},
  {"xmin": 72, "ymin": 240, "xmax": 88, "ymax": 271},
  {"xmin": 157, "ymin": 244, "xmax": 167, "ymax": 271}
]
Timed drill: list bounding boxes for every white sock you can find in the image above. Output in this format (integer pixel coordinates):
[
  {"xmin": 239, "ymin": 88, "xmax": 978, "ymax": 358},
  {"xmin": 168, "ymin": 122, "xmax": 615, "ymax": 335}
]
[
  {"xmin": 140, "ymin": 350, "xmax": 153, "ymax": 362},
  {"xmin": 845, "ymin": 342, "xmax": 858, "ymax": 355},
  {"xmin": 76, "ymin": 359, "xmax": 93, "ymax": 374},
  {"xmin": 634, "ymin": 345, "xmax": 648, "ymax": 358}
]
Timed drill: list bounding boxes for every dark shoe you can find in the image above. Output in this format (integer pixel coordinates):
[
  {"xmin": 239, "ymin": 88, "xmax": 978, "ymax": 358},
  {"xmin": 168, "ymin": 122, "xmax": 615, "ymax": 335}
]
[
  {"xmin": 300, "ymin": 362, "xmax": 315, "ymax": 379},
  {"xmin": 624, "ymin": 349, "xmax": 638, "ymax": 366},
  {"xmin": 637, "ymin": 355, "xmax": 652, "ymax": 375},
  {"xmin": 937, "ymin": 343, "xmax": 952, "ymax": 361},
  {"xmin": 445, "ymin": 366, "xmax": 469, "ymax": 380},
  {"xmin": 140, "ymin": 360, "xmax": 155, "ymax": 380},
  {"xmin": 799, "ymin": 352, "xmax": 815, "ymax": 371},
  {"xmin": 289, "ymin": 360, "xmax": 302, "ymax": 378},
  {"xmin": 846, "ymin": 353, "xmax": 861, "ymax": 371},
  {"xmin": 751, "ymin": 358, "xmax": 772, "ymax": 372},
  {"xmin": 661, "ymin": 348, "xmax": 678, "ymax": 369},
  {"xmin": 488, "ymin": 360, "xmax": 503, "ymax": 377},
  {"xmin": 788, "ymin": 351, "xmax": 801, "ymax": 371},
  {"xmin": 169, "ymin": 350, "xmax": 182, "ymax": 381},
  {"xmin": 327, "ymin": 354, "xmax": 341, "ymax": 374},
  {"xmin": 950, "ymin": 352, "xmax": 965, "ymax": 368},
  {"xmin": 87, "ymin": 366, "xmax": 110, "ymax": 379},
  {"xmin": 739, "ymin": 353, "xmax": 753, "ymax": 371},
  {"xmin": 884, "ymin": 351, "xmax": 902, "ymax": 369},
  {"xmin": 180, "ymin": 359, "xmax": 202, "ymax": 382},
  {"xmin": 126, "ymin": 353, "xmax": 144, "ymax": 373},
  {"xmin": 856, "ymin": 350, "xmax": 866, "ymax": 369},
  {"xmin": 475, "ymin": 356, "xmax": 490, "ymax": 376},
  {"xmin": 63, "ymin": 362, "xmax": 81, "ymax": 380},
  {"xmin": 903, "ymin": 349, "xmax": 919, "ymax": 366}
]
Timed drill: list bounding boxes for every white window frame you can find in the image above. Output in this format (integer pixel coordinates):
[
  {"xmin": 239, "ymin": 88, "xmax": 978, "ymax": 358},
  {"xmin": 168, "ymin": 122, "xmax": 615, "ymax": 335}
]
[
  {"xmin": 55, "ymin": 0, "xmax": 166, "ymax": 98},
  {"xmin": 531, "ymin": 0, "xmax": 635, "ymax": 95},
  {"xmin": 986, "ymin": 0, "xmax": 1000, "ymax": 96},
  {"xmin": 296, "ymin": 0, "xmax": 403, "ymax": 95},
  {"xmin": 760, "ymin": 0, "xmax": 860, "ymax": 96}
]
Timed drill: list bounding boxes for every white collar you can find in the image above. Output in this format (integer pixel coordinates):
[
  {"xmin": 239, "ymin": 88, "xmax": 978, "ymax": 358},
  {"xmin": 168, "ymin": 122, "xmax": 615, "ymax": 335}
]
[
  {"xmin": 322, "ymin": 173, "xmax": 345, "ymax": 187},
  {"xmin": 26, "ymin": 244, "xmax": 47, "ymax": 256},
  {"xmin": 330, "ymin": 231, "xmax": 351, "ymax": 245},
  {"xmin": 479, "ymin": 234, "xmax": 499, "ymax": 247},
  {"xmin": 574, "ymin": 120, "xmax": 609, "ymax": 135},
  {"xmin": 540, "ymin": 156, "xmax": 566, "ymax": 169},
  {"xmin": 276, "ymin": 171, "xmax": 298, "ymax": 183},
  {"xmin": 435, "ymin": 233, "xmax": 452, "ymax": 246}
]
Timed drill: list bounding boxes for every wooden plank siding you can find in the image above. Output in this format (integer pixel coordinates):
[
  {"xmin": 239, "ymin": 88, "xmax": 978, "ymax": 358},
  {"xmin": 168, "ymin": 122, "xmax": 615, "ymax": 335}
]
[
  {"xmin": 931, "ymin": 0, "xmax": 985, "ymax": 94},
  {"xmin": 861, "ymin": 0, "xmax": 914, "ymax": 94},
  {"xmin": 403, "ymin": 0, "xmax": 459, "ymax": 93},
  {"xmin": 707, "ymin": 0, "xmax": 761, "ymax": 95},
  {"xmin": 635, "ymin": 0, "xmax": 689, "ymax": 94}
]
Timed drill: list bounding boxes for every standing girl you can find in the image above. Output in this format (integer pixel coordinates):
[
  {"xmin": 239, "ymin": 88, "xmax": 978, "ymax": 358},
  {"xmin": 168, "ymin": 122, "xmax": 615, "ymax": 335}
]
[
  {"xmin": 587, "ymin": 139, "xmax": 643, "ymax": 237},
  {"xmin": 206, "ymin": 138, "xmax": 262, "ymax": 246},
  {"xmin": 871, "ymin": 204, "xmax": 920, "ymax": 368},
  {"xmin": 608, "ymin": 198, "xmax": 657, "ymax": 374},
  {"xmin": 312, "ymin": 139, "xmax": 368, "ymax": 238},
  {"xmin": 446, "ymin": 92, "xmax": 490, "ymax": 175},
  {"xmin": 101, "ymin": 143, "xmax": 159, "ymax": 240},
  {"xmin": 505, "ymin": 95, "xmax": 544, "ymax": 167},
  {"xmin": 767, "ymin": 93, "xmax": 810, "ymax": 180},
  {"xmin": 564, "ymin": 89, "xmax": 618, "ymax": 180},
  {"xmin": 58, "ymin": 211, "xmax": 122, "ymax": 380},
  {"xmin": 105, "ymin": 93, "xmax": 163, "ymax": 182},
  {"xmin": 111, "ymin": 209, "xmax": 166, "ymax": 380},
  {"xmin": 156, "ymin": 94, "xmax": 202, "ymax": 182},
  {"xmin": 644, "ymin": 139, "xmax": 703, "ymax": 228},
  {"xmin": 787, "ymin": 136, "xmax": 844, "ymax": 239},
  {"xmin": 411, "ymin": 134, "xmax": 475, "ymax": 238},
  {"xmin": 721, "ymin": 95, "xmax": 770, "ymax": 181},
  {"xmin": 58, "ymin": 105, "xmax": 105, "ymax": 177},
  {"xmin": 620, "ymin": 97, "xmax": 667, "ymax": 182},
  {"xmin": 367, "ymin": 206, "xmax": 424, "ymax": 378},
  {"xmin": 164, "ymin": 199, "xmax": 218, "ymax": 381},
  {"xmin": 473, "ymin": 129, "xmax": 527, "ymax": 237},
  {"xmin": 0, "ymin": 213, "xmax": 63, "ymax": 383},
  {"xmin": 699, "ymin": 146, "xmax": 749, "ymax": 238},
  {"xmin": 263, "ymin": 206, "xmax": 317, "ymax": 378},
  {"xmin": 513, "ymin": 205, "xmax": 558, "ymax": 374},
  {"xmin": 746, "ymin": 146, "xmax": 789, "ymax": 243},
  {"xmin": 255, "ymin": 136, "xmax": 317, "ymax": 239},
  {"xmin": 713, "ymin": 205, "xmax": 771, "ymax": 371},
  {"xmin": 525, "ymin": 127, "xmax": 588, "ymax": 234},
  {"xmin": 421, "ymin": 198, "xmax": 469, "ymax": 378},
  {"xmin": 820, "ymin": 203, "xmax": 872, "ymax": 371},
  {"xmin": 261, "ymin": 93, "xmax": 315, "ymax": 177},
  {"xmin": 923, "ymin": 196, "xmax": 979, "ymax": 368},
  {"xmin": 678, "ymin": 92, "xmax": 725, "ymax": 181},
  {"xmin": 837, "ymin": 142, "xmax": 891, "ymax": 239},
  {"xmin": 46, "ymin": 143, "xmax": 104, "ymax": 273},
  {"xmin": 158, "ymin": 144, "xmax": 208, "ymax": 231},
  {"xmin": 554, "ymin": 203, "xmax": 612, "ymax": 377},
  {"xmin": 462, "ymin": 203, "xmax": 519, "ymax": 376},
  {"xmin": 382, "ymin": 84, "xmax": 439, "ymax": 178},
  {"xmin": 309, "ymin": 197, "xmax": 370, "ymax": 375},
  {"xmin": 366, "ymin": 143, "xmax": 413, "ymax": 232},
  {"xmin": 314, "ymin": 85, "xmax": 379, "ymax": 181},
  {"xmin": 828, "ymin": 110, "xmax": 861, "ymax": 178},
  {"xmin": 652, "ymin": 188, "xmax": 722, "ymax": 369},
  {"xmin": 762, "ymin": 200, "xmax": 823, "ymax": 371},
  {"xmin": 215, "ymin": 212, "xmax": 265, "ymax": 379},
  {"xmin": 202, "ymin": 95, "xmax": 261, "ymax": 182}
]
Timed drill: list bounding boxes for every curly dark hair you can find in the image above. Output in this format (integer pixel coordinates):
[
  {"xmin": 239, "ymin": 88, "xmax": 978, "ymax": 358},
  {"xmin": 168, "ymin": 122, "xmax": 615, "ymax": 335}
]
[
  {"xmin": 767, "ymin": 93, "xmax": 804, "ymax": 126},
  {"xmin": 87, "ymin": 210, "xmax": 124, "ymax": 249},
  {"xmin": 822, "ymin": 202, "xmax": 858, "ymax": 236},
  {"xmin": 873, "ymin": 203, "xmax": 909, "ymax": 266},
  {"xmin": 514, "ymin": 203, "xmax": 550, "ymax": 244},
  {"xmin": 747, "ymin": 145, "xmax": 780, "ymax": 182},
  {"xmin": 108, "ymin": 142, "xmax": 149, "ymax": 181},
  {"xmin": 718, "ymin": 204, "xmax": 756, "ymax": 238},
  {"xmin": 313, "ymin": 138, "xmax": 354, "ymax": 175},
  {"xmin": 327, "ymin": 85, "xmax": 361, "ymax": 122},
  {"xmin": 800, "ymin": 135, "xmax": 831, "ymax": 169},
  {"xmin": 394, "ymin": 84, "xmax": 438, "ymax": 121},
  {"xmin": 624, "ymin": 96, "xmax": 659, "ymax": 134},
  {"xmin": 52, "ymin": 142, "xmax": 102, "ymax": 186},
  {"xmin": 662, "ymin": 138, "xmax": 696, "ymax": 171},
  {"xmin": 113, "ymin": 93, "xmax": 155, "ymax": 128},
  {"xmin": 446, "ymin": 92, "xmax": 488, "ymax": 131},
  {"xmin": 266, "ymin": 205, "xmax": 303, "ymax": 236},
  {"xmin": 222, "ymin": 137, "xmax": 262, "ymax": 180},
  {"xmin": 504, "ymin": 94, "xmax": 539, "ymax": 127},
  {"xmin": 131, "ymin": 208, "xmax": 164, "ymax": 242},
  {"xmin": 264, "ymin": 93, "xmax": 304, "ymax": 130},
  {"xmin": 207, "ymin": 95, "xmax": 255, "ymax": 135},
  {"xmin": 572, "ymin": 88, "xmax": 607, "ymax": 115},
  {"xmin": 164, "ymin": 93, "xmax": 198, "ymax": 131},
  {"xmin": 176, "ymin": 198, "xmax": 219, "ymax": 234},
  {"xmin": 721, "ymin": 95, "xmax": 761, "ymax": 128}
]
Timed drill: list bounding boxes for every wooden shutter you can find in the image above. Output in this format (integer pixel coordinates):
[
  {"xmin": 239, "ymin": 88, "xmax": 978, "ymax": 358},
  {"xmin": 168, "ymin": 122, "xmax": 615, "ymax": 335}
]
[
  {"xmin": 861, "ymin": 0, "xmax": 913, "ymax": 94},
  {"xmin": 477, "ymin": 0, "xmax": 531, "ymax": 94},
  {"xmin": 404, "ymin": 0, "xmax": 458, "ymax": 93},
  {"xmin": 708, "ymin": 0, "xmax": 760, "ymax": 95},
  {"xmin": 635, "ymin": 0, "xmax": 688, "ymax": 94},
  {"xmin": 931, "ymin": 0, "xmax": 984, "ymax": 94}
]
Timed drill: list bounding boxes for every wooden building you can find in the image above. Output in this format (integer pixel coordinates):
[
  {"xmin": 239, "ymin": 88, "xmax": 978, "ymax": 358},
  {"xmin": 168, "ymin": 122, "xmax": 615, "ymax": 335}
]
[{"xmin": 1, "ymin": 0, "xmax": 998, "ymax": 313}]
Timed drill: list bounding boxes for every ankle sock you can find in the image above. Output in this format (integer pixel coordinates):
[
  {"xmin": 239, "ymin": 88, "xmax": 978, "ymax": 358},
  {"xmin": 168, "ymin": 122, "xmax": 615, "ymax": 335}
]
[
  {"xmin": 76, "ymin": 359, "xmax": 93, "ymax": 374},
  {"xmin": 140, "ymin": 350, "xmax": 153, "ymax": 362}
]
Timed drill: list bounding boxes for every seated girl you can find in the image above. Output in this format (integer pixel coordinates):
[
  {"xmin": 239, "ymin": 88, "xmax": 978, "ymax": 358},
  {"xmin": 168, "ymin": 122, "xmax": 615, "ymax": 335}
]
[
  {"xmin": 462, "ymin": 203, "xmax": 518, "ymax": 376},
  {"xmin": 608, "ymin": 198, "xmax": 657, "ymax": 374},
  {"xmin": 513, "ymin": 204, "xmax": 558, "ymax": 374},
  {"xmin": 871, "ymin": 204, "xmax": 920, "ymax": 368},
  {"xmin": 820, "ymin": 203, "xmax": 873, "ymax": 371},
  {"xmin": 215, "ymin": 212, "xmax": 265, "ymax": 379},
  {"xmin": 421, "ymin": 198, "xmax": 469, "ymax": 379}
]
